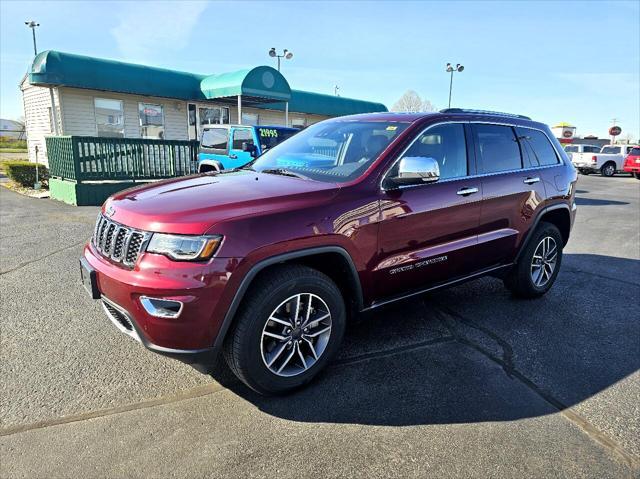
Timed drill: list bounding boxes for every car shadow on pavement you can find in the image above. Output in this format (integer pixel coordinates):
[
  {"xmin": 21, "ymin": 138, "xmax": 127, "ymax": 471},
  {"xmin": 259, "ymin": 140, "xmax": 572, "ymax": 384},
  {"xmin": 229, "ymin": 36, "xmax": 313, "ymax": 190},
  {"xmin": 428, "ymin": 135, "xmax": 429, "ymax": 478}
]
[
  {"xmin": 210, "ymin": 254, "xmax": 640, "ymax": 427},
  {"xmin": 574, "ymin": 197, "xmax": 629, "ymax": 206}
]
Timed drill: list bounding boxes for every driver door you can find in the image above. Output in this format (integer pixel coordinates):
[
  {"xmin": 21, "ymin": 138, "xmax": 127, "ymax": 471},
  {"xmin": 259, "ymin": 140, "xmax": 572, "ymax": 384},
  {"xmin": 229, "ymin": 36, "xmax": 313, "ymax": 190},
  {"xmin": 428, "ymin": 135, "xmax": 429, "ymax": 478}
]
[
  {"xmin": 228, "ymin": 127, "xmax": 255, "ymax": 168},
  {"xmin": 373, "ymin": 123, "xmax": 483, "ymax": 300}
]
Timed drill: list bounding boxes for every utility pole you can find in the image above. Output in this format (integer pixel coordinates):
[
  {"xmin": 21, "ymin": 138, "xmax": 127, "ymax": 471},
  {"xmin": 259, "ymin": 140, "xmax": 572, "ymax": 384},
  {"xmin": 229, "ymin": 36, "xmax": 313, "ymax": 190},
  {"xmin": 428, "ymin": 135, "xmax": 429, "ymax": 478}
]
[
  {"xmin": 25, "ymin": 20, "xmax": 39, "ymax": 55},
  {"xmin": 445, "ymin": 63, "xmax": 464, "ymax": 109}
]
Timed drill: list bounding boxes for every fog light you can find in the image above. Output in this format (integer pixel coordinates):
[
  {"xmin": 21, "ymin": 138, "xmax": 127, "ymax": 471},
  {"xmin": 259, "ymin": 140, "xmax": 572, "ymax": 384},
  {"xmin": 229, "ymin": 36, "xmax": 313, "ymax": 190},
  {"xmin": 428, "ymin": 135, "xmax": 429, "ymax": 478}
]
[{"xmin": 140, "ymin": 296, "xmax": 183, "ymax": 319}]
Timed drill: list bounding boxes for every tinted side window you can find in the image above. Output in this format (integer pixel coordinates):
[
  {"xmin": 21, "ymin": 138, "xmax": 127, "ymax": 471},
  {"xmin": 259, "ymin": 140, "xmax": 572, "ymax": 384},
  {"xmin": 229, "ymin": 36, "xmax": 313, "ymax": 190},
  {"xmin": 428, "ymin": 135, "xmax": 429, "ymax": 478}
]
[
  {"xmin": 585, "ymin": 146, "xmax": 600, "ymax": 153},
  {"xmin": 232, "ymin": 129, "xmax": 254, "ymax": 150},
  {"xmin": 201, "ymin": 128, "xmax": 227, "ymax": 149},
  {"xmin": 402, "ymin": 123, "xmax": 468, "ymax": 179},
  {"xmin": 516, "ymin": 128, "xmax": 559, "ymax": 167},
  {"xmin": 475, "ymin": 124, "xmax": 522, "ymax": 173}
]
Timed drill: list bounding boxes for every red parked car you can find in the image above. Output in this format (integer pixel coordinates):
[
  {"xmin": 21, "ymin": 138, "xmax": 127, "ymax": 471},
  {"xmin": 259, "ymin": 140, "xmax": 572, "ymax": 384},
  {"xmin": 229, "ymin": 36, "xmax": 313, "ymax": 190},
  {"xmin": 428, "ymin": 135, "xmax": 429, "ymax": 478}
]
[
  {"xmin": 623, "ymin": 146, "xmax": 640, "ymax": 179},
  {"xmin": 80, "ymin": 109, "xmax": 578, "ymax": 394}
]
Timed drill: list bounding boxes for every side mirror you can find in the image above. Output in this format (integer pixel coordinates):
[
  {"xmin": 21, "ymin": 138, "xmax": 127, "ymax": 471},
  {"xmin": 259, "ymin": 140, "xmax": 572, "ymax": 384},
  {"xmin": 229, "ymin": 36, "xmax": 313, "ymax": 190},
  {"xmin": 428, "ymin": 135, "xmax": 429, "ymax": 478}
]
[
  {"xmin": 387, "ymin": 156, "xmax": 440, "ymax": 187},
  {"xmin": 242, "ymin": 141, "xmax": 257, "ymax": 157}
]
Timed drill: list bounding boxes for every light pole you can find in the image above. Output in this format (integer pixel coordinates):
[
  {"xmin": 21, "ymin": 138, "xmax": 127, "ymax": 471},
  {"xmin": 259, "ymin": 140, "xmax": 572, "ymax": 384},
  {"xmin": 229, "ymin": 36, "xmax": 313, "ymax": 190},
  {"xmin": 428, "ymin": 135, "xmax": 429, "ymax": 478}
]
[
  {"xmin": 268, "ymin": 47, "xmax": 293, "ymax": 72},
  {"xmin": 334, "ymin": 85, "xmax": 340, "ymax": 96},
  {"xmin": 25, "ymin": 20, "xmax": 40, "ymax": 55},
  {"xmin": 446, "ymin": 62, "xmax": 464, "ymax": 109}
]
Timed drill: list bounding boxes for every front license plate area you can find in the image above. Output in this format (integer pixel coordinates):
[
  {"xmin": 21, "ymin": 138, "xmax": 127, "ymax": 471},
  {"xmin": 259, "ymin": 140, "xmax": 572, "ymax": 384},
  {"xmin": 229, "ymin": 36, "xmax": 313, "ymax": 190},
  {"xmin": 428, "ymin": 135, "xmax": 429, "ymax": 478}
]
[{"xmin": 80, "ymin": 258, "xmax": 101, "ymax": 299}]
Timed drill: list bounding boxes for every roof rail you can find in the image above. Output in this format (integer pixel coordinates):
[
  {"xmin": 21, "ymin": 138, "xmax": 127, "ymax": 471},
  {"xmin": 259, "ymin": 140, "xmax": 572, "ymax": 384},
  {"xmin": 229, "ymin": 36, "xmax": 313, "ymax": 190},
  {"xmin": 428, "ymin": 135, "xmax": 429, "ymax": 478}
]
[{"xmin": 439, "ymin": 108, "xmax": 531, "ymax": 120}]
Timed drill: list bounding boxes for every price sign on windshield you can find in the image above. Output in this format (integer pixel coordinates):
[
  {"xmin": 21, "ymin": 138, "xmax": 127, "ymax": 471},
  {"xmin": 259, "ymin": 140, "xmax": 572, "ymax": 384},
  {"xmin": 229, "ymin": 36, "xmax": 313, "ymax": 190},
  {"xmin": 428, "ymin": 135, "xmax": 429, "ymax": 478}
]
[{"xmin": 259, "ymin": 128, "xmax": 278, "ymax": 138}]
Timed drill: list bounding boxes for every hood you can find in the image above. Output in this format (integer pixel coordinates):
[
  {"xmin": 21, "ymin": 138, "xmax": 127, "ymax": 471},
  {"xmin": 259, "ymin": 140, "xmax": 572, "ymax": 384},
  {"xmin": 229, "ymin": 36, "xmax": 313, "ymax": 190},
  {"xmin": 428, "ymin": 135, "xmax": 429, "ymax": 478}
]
[{"xmin": 105, "ymin": 171, "xmax": 339, "ymax": 234}]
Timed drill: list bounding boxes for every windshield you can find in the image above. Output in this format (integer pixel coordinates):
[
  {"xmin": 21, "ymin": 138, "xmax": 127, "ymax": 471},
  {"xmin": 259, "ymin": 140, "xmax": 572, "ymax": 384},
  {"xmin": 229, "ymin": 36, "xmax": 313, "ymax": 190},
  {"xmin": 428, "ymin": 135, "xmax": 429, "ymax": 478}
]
[
  {"xmin": 247, "ymin": 121, "xmax": 409, "ymax": 183},
  {"xmin": 601, "ymin": 146, "xmax": 621, "ymax": 154},
  {"xmin": 256, "ymin": 127, "xmax": 298, "ymax": 151}
]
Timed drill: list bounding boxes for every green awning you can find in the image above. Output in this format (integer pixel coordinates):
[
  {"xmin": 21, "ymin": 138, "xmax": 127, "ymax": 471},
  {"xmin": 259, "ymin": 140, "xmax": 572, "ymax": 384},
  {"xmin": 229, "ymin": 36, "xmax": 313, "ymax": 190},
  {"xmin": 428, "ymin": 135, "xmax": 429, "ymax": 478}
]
[
  {"xmin": 28, "ymin": 51, "xmax": 387, "ymax": 116},
  {"xmin": 29, "ymin": 50, "xmax": 207, "ymax": 101},
  {"xmin": 200, "ymin": 67, "xmax": 291, "ymax": 103}
]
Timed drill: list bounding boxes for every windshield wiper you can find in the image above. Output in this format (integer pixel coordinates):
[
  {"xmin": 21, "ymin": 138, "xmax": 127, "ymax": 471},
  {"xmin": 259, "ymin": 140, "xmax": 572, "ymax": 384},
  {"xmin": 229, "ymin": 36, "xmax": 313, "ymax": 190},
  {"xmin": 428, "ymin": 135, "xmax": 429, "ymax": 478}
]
[{"xmin": 260, "ymin": 168, "xmax": 309, "ymax": 180}]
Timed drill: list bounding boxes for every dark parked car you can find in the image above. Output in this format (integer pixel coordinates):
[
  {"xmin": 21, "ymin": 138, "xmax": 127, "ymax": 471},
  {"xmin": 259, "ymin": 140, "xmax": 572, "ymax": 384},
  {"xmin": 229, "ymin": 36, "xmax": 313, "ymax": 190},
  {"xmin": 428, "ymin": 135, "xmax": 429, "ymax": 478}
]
[{"xmin": 81, "ymin": 109, "xmax": 578, "ymax": 394}]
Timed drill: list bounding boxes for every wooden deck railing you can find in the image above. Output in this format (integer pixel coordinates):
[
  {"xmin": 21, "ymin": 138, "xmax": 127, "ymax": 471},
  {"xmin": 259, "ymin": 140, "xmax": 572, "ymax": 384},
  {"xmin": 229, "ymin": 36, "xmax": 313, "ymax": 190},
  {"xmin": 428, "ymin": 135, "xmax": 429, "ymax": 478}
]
[{"xmin": 46, "ymin": 136, "xmax": 199, "ymax": 182}]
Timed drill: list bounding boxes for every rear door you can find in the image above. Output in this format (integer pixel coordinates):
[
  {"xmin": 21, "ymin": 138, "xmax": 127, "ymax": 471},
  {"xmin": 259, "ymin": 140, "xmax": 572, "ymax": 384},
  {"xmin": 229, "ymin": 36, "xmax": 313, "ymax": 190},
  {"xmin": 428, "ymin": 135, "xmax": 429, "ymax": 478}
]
[
  {"xmin": 472, "ymin": 123, "xmax": 548, "ymax": 268},
  {"xmin": 227, "ymin": 127, "xmax": 255, "ymax": 168},
  {"xmin": 374, "ymin": 122, "xmax": 483, "ymax": 300}
]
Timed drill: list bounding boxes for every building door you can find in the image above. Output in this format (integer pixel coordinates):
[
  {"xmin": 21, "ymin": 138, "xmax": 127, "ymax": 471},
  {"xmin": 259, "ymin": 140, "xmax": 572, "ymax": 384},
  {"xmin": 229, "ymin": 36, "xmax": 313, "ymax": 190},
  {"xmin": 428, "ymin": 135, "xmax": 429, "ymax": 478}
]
[{"xmin": 187, "ymin": 103, "xmax": 198, "ymax": 140}]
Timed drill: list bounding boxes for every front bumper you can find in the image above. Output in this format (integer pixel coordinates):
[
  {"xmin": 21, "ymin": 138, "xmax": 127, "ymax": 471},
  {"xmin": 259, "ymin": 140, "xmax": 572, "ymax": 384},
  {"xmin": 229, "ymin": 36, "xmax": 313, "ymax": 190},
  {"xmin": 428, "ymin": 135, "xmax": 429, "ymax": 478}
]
[{"xmin": 83, "ymin": 242, "xmax": 240, "ymax": 370}]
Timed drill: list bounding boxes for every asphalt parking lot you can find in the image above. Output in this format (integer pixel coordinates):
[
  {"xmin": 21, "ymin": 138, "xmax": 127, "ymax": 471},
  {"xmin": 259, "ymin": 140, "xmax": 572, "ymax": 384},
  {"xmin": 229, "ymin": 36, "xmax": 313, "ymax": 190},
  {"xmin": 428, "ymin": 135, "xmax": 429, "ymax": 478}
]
[{"xmin": 1, "ymin": 174, "xmax": 639, "ymax": 478}]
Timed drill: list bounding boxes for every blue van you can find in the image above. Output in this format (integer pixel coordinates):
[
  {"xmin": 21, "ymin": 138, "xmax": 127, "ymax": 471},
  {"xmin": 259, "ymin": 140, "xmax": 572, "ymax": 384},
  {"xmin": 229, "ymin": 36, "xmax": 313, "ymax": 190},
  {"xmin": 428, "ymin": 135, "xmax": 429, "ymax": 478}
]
[{"xmin": 198, "ymin": 125, "xmax": 299, "ymax": 172}]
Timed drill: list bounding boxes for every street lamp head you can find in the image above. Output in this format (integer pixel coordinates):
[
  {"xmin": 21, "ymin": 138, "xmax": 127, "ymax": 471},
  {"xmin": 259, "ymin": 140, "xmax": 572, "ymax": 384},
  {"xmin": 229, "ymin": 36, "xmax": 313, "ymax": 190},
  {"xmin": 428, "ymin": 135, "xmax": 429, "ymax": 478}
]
[
  {"xmin": 285, "ymin": 51, "xmax": 293, "ymax": 60},
  {"xmin": 446, "ymin": 63, "xmax": 454, "ymax": 72},
  {"xmin": 25, "ymin": 20, "xmax": 39, "ymax": 28},
  {"xmin": 268, "ymin": 48, "xmax": 276, "ymax": 57},
  {"xmin": 456, "ymin": 64, "xmax": 464, "ymax": 72}
]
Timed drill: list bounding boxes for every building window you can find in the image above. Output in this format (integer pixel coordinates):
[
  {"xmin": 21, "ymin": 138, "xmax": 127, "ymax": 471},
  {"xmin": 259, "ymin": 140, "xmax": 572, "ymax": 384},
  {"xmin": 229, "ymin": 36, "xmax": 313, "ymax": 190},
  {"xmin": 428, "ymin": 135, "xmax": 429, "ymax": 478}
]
[
  {"xmin": 291, "ymin": 117, "xmax": 306, "ymax": 129},
  {"xmin": 139, "ymin": 103, "xmax": 165, "ymax": 139},
  {"xmin": 94, "ymin": 98, "xmax": 124, "ymax": 137},
  {"xmin": 241, "ymin": 113, "xmax": 259, "ymax": 126},
  {"xmin": 199, "ymin": 107, "xmax": 230, "ymax": 126}
]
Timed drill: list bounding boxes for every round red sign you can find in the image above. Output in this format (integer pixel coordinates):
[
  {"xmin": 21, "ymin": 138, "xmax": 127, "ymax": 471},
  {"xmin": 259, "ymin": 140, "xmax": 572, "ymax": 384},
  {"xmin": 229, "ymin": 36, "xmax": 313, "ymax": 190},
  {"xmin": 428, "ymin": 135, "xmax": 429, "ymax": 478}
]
[
  {"xmin": 562, "ymin": 130, "xmax": 573, "ymax": 138},
  {"xmin": 609, "ymin": 126, "xmax": 622, "ymax": 136}
]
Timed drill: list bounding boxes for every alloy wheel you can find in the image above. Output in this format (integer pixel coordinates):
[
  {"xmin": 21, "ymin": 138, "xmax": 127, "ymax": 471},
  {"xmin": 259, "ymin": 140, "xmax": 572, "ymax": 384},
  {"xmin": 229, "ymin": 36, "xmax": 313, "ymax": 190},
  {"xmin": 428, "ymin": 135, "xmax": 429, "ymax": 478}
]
[
  {"xmin": 530, "ymin": 236, "xmax": 558, "ymax": 288},
  {"xmin": 603, "ymin": 164, "xmax": 615, "ymax": 176},
  {"xmin": 260, "ymin": 293, "xmax": 332, "ymax": 377}
]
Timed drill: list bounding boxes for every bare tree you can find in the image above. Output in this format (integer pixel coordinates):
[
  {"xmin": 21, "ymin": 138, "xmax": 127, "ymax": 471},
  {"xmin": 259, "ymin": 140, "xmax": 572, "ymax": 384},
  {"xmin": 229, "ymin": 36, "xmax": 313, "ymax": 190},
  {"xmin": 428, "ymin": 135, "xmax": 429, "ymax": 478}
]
[
  {"xmin": 421, "ymin": 99, "xmax": 436, "ymax": 112},
  {"xmin": 391, "ymin": 90, "xmax": 436, "ymax": 113}
]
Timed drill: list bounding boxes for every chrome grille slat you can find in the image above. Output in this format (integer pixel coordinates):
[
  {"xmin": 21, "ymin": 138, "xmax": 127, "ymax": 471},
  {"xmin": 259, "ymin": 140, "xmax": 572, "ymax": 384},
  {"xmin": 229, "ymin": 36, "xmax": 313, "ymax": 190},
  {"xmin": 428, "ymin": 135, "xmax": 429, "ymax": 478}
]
[{"xmin": 92, "ymin": 214, "xmax": 150, "ymax": 268}]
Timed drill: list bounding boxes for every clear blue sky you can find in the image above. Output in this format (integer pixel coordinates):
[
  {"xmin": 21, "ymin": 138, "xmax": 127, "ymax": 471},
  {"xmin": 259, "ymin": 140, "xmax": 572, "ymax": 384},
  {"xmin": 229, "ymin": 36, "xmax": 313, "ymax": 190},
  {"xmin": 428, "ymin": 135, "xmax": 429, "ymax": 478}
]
[{"xmin": 1, "ymin": 0, "xmax": 638, "ymax": 139}]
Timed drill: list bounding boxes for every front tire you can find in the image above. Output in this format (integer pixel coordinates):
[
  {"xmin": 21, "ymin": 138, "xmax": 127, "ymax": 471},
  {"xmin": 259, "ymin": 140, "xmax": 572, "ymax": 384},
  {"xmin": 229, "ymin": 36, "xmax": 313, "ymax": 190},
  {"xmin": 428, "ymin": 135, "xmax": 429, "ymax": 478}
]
[
  {"xmin": 634, "ymin": 173, "xmax": 640, "ymax": 180},
  {"xmin": 504, "ymin": 222, "xmax": 563, "ymax": 299},
  {"xmin": 601, "ymin": 162, "xmax": 616, "ymax": 177},
  {"xmin": 223, "ymin": 264, "xmax": 346, "ymax": 395}
]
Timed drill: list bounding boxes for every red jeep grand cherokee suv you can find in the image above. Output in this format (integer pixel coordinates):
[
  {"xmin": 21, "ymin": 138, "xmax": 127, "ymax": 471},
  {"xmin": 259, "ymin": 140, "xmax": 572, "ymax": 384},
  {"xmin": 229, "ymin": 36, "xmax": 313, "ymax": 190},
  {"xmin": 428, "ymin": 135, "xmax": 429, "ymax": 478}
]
[{"xmin": 81, "ymin": 109, "xmax": 577, "ymax": 394}]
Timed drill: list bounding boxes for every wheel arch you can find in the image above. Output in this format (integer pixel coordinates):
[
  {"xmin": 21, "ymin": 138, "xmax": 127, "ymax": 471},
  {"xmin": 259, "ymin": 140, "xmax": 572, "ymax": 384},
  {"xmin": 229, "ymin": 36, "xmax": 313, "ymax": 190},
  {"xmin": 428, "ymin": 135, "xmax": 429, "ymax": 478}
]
[
  {"xmin": 212, "ymin": 246, "xmax": 363, "ymax": 353},
  {"xmin": 515, "ymin": 204, "xmax": 571, "ymax": 263},
  {"xmin": 198, "ymin": 160, "xmax": 223, "ymax": 173}
]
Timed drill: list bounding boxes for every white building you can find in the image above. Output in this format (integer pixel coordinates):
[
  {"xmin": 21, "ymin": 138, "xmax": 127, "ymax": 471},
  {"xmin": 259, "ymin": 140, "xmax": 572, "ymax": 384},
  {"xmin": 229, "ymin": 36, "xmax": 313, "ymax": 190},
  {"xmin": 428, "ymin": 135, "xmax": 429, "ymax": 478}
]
[{"xmin": 21, "ymin": 50, "xmax": 387, "ymax": 165}]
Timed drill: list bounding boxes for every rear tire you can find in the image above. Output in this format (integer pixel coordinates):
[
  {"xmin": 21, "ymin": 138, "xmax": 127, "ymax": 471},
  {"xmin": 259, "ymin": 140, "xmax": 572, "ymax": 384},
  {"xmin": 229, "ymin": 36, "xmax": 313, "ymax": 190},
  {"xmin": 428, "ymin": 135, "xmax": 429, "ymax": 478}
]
[
  {"xmin": 223, "ymin": 264, "xmax": 346, "ymax": 395},
  {"xmin": 634, "ymin": 173, "xmax": 640, "ymax": 180},
  {"xmin": 504, "ymin": 222, "xmax": 563, "ymax": 299},
  {"xmin": 579, "ymin": 169, "xmax": 590, "ymax": 175},
  {"xmin": 600, "ymin": 162, "xmax": 616, "ymax": 177}
]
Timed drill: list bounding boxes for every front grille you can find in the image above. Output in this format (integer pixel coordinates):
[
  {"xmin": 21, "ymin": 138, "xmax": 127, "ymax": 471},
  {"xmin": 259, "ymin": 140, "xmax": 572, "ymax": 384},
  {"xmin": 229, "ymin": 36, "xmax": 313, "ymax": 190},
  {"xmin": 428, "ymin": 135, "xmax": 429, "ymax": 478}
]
[
  {"xmin": 93, "ymin": 214, "xmax": 151, "ymax": 268},
  {"xmin": 102, "ymin": 300, "xmax": 134, "ymax": 331}
]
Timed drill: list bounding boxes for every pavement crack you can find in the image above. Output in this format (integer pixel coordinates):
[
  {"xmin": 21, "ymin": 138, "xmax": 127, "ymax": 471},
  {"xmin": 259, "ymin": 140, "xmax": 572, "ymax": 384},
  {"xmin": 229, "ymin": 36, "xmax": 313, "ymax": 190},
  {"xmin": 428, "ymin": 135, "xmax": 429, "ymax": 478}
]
[
  {"xmin": 0, "ymin": 239, "xmax": 88, "ymax": 276},
  {"xmin": 0, "ymin": 383, "xmax": 226, "ymax": 437},
  {"xmin": 430, "ymin": 301, "xmax": 640, "ymax": 471},
  {"xmin": 332, "ymin": 336, "xmax": 454, "ymax": 368}
]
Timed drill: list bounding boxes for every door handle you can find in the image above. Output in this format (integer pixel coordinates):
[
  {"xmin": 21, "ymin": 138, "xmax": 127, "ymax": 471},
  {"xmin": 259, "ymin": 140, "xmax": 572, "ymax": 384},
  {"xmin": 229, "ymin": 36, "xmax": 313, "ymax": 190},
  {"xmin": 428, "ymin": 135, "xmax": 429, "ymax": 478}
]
[
  {"xmin": 524, "ymin": 177, "xmax": 540, "ymax": 184},
  {"xmin": 456, "ymin": 187, "xmax": 479, "ymax": 196},
  {"xmin": 229, "ymin": 154, "xmax": 237, "ymax": 159}
]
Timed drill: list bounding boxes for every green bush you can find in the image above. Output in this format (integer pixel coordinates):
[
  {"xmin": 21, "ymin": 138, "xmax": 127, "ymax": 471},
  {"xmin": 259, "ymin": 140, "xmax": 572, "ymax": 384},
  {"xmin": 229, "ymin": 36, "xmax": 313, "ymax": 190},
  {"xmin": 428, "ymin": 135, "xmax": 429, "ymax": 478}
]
[{"xmin": 4, "ymin": 161, "xmax": 49, "ymax": 187}]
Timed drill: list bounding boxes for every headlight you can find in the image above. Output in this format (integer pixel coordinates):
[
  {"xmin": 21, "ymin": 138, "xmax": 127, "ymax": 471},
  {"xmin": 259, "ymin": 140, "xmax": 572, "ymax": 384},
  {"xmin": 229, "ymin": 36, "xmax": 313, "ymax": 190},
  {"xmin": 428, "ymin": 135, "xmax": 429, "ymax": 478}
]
[{"xmin": 146, "ymin": 234, "xmax": 223, "ymax": 261}]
